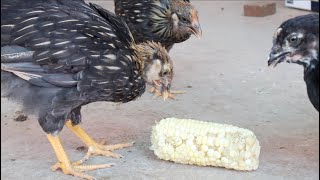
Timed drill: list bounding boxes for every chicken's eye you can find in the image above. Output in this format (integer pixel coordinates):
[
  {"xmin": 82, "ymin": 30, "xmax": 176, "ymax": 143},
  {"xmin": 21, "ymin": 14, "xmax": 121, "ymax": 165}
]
[
  {"xmin": 289, "ymin": 36, "xmax": 298, "ymax": 42},
  {"xmin": 287, "ymin": 34, "xmax": 301, "ymax": 46},
  {"xmin": 181, "ymin": 17, "xmax": 188, "ymax": 23},
  {"xmin": 162, "ymin": 70, "xmax": 169, "ymax": 76}
]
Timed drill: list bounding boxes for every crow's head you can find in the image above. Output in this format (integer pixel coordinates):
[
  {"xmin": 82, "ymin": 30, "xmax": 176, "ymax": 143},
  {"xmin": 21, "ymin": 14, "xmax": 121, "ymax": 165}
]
[
  {"xmin": 268, "ymin": 14, "xmax": 319, "ymax": 68},
  {"xmin": 135, "ymin": 42, "xmax": 174, "ymax": 100}
]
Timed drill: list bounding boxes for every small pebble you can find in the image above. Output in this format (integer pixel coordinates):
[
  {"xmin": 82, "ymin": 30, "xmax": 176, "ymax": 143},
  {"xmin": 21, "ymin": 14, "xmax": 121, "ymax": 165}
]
[
  {"xmin": 76, "ymin": 146, "xmax": 86, "ymax": 151},
  {"xmin": 14, "ymin": 115, "xmax": 28, "ymax": 122}
]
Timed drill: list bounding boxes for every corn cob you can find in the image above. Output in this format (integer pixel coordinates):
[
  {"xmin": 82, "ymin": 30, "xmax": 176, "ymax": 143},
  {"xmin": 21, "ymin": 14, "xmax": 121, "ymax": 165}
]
[{"xmin": 150, "ymin": 118, "xmax": 261, "ymax": 171}]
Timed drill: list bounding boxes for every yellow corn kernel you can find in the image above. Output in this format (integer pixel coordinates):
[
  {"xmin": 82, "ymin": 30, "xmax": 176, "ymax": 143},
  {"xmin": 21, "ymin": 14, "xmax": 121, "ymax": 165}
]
[{"xmin": 150, "ymin": 118, "xmax": 261, "ymax": 171}]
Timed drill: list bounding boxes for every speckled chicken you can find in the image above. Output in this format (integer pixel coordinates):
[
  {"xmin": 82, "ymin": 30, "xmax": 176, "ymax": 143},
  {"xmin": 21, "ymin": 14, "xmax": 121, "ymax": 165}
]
[
  {"xmin": 1, "ymin": 0, "xmax": 174, "ymax": 179},
  {"xmin": 115, "ymin": 0, "xmax": 202, "ymax": 52},
  {"xmin": 115, "ymin": 0, "xmax": 199, "ymax": 97},
  {"xmin": 268, "ymin": 14, "xmax": 319, "ymax": 112}
]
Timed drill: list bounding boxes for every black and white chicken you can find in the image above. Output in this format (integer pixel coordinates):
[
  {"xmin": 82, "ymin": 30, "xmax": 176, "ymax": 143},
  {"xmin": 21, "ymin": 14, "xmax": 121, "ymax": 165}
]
[
  {"xmin": 115, "ymin": 0, "xmax": 202, "ymax": 52},
  {"xmin": 1, "ymin": 0, "xmax": 174, "ymax": 179}
]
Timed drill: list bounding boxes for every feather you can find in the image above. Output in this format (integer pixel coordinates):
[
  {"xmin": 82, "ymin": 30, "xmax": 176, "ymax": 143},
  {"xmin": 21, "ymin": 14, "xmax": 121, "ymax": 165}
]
[
  {"xmin": 1, "ymin": 0, "xmax": 146, "ymax": 133},
  {"xmin": 1, "ymin": 46, "xmax": 34, "ymax": 62},
  {"xmin": 89, "ymin": 3, "xmax": 135, "ymax": 47},
  {"xmin": 114, "ymin": 0, "xmax": 199, "ymax": 50},
  {"xmin": 1, "ymin": 62, "xmax": 45, "ymax": 73},
  {"xmin": 269, "ymin": 14, "xmax": 319, "ymax": 112},
  {"xmin": 305, "ymin": 61, "xmax": 319, "ymax": 111}
]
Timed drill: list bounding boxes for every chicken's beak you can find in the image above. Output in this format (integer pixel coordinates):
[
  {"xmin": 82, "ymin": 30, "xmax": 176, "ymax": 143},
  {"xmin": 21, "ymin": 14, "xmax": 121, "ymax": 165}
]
[
  {"xmin": 190, "ymin": 22, "xmax": 202, "ymax": 39},
  {"xmin": 268, "ymin": 53, "xmax": 281, "ymax": 68},
  {"xmin": 162, "ymin": 90, "xmax": 170, "ymax": 101},
  {"xmin": 160, "ymin": 85, "xmax": 170, "ymax": 101},
  {"xmin": 268, "ymin": 51, "xmax": 291, "ymax": 68},
  {"xmin": 152, "ymin": 79, "xmax": 171, "ymax": 101}
]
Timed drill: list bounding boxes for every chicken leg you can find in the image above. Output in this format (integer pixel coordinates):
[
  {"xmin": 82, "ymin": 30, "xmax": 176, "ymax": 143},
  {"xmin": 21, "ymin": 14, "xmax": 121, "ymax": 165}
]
[
  {"xmin": 65, "ymin": 121, "xmax": 134, "ymax": 163},
  {"xmin": 149, "ymin": 87, "xmax": 186, "ymax": 100},
  {"xmin": 47, "ymin": 134, "xmax": 113, "ymax": 180}
]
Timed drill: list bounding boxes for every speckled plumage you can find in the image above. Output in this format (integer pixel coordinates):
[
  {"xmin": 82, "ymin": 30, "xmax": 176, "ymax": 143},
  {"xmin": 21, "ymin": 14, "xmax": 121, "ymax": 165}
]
[
  {"xmin": 115, "ymin": 0, "xmax": 201, "ymax": 51},
  {"xmin": 1, "ymin": 0, "xmax": 172, "ymax": 133}
]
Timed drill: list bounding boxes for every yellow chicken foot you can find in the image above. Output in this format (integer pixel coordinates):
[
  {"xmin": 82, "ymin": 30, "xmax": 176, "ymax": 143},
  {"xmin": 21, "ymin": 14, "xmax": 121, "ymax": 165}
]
[
  {"xmin": 47, "ymin": 134, "xmax": 113, "ymax": 180},
  {"xmin": 149, "ymin": 87, "xmax": 186, "ymax": 100},
  {"xmin": 65, "ymin": 121, "xmax": 134, "ymax": 162}
]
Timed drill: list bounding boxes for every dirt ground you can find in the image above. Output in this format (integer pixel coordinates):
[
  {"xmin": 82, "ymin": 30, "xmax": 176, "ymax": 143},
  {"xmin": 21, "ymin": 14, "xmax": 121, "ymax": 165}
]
[{"xmin": 1, "ymin": 1, "xmax": 319, "ymax": 180}]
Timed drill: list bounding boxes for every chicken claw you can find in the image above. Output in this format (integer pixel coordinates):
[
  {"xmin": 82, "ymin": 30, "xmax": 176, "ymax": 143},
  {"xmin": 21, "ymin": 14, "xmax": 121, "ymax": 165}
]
[
  {"xmin": 66, "ymin": 121, "xmax": 134, "ymax": 163},
  {"xmin": 47, "ymin": 134, "xmax": 113, "ymax": 180},
  {"xmin": 149, "ymin": 87, "xmax": 186, "ymax": 100}
]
